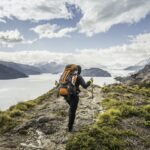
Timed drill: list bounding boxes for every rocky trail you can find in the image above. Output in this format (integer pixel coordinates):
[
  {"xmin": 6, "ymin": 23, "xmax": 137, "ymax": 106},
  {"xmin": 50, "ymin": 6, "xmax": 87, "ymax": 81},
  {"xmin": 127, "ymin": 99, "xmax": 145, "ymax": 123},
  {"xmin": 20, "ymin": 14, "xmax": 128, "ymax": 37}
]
[{"xmin": 0, "ymin": 85, "xmax": 103, "ymax": 150}]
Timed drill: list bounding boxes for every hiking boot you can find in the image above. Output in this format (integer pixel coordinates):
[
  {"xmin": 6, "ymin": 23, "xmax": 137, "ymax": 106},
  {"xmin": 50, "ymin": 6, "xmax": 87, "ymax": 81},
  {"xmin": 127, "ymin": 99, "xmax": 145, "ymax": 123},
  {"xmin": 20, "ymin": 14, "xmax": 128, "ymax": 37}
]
[
  {"xmin": 68, "ymin": 126, "xmax": 73, "ymax": 132},
  {"xmin": 68, "ymin": 127, "xmax": 78, "ymax": 133}
]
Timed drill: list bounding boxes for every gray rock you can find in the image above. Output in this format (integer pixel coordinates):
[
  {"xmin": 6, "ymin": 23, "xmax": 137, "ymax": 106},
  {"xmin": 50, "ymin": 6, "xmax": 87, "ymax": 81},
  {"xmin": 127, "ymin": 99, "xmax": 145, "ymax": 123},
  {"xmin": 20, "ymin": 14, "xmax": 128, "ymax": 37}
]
[
  {"xmin": 36, "ymin": 116, "xmax": 50, "ymax": 123},
  {"xmin": 13, "ymin": 119, "xmax": 36, "ymax": 133},
  {"xmin": 40, "ymin": 124, "xmax": 57, "ymax": 135}
]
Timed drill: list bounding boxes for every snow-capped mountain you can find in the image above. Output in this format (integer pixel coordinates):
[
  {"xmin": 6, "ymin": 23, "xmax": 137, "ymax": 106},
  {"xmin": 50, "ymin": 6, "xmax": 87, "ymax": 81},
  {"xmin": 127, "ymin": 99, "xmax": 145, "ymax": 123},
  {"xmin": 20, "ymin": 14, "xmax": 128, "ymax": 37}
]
[{"xmin": 125, "ymin": 57, "xmax": 150, "ymax": 71}]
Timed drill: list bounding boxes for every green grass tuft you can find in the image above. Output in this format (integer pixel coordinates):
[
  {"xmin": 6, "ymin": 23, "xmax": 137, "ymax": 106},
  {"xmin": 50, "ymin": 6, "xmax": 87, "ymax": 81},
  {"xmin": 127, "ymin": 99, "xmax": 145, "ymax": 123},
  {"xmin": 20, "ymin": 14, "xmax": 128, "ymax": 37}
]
[
  {"xmin": 97, "ymin": 109, "xmax": 121, "ymax": 126},
  {"xmin": 9, "ymin": 109, "xmax": 24, "ymax": 117},
  {"xmin": 0, "ymin": 112, "xmax": 19, "ymax": 133}
]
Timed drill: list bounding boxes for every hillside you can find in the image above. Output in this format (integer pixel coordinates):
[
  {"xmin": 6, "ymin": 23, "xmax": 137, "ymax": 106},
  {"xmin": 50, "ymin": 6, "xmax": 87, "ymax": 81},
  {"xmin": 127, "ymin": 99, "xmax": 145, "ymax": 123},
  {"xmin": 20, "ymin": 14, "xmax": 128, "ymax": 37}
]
[
  {"xmin": 116, "ymin": 63, "xmax": 150, "ymax": 86},
  {"xmin": 0, "ymin": 83, "xmax": 149, "ymax": 149},
  {"xmin": 0, "ymin": 64, "xmax": 28, "ymax": 80},
  {"xmin": 0, "ymin": 61, "xmax": 41, "ymax": 75},
  {"xmin": 0, "ymin": 86, "xmax": 103, "ymax": 149},
  {"xmin": 124, "ymin": 65, "xmax": 143, "ymax": 71},
  {"xmin": 67, "ymin": 85, "xmax": 150, "ymax": 150},
  {"xmin": 82, "ymin": 68, "xmax": 111, "ymax": 77},
  {"xmin": 125, "ymin": 58, "xmax": 150, "ymax": 71}
]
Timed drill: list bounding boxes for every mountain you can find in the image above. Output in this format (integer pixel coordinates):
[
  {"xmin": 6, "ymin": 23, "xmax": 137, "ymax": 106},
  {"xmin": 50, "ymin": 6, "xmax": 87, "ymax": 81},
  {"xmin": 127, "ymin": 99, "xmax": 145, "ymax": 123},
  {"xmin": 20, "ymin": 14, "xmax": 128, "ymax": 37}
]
[
  {"xmin": 125, "ymin": 57, "xmax": 150, "ymax": 71},
  {"xmin": 124, "ymin": 65, "xmax": 143, "ymax": 71},
  {"xmin": 137, "ymin": 57, "xmax": 150, "ymax": 66},
  {"xmin": 133, "ymin": 63, "xmax": 150, "ymax": 84},
  {"xmin": 0, "ymin": 64, "xmax": 28, "ymax": 80},
  {"xmin": 116, "ymin": 63, "xmax": 150, "ymax": 86},
  {"xmin": 82, "ymin": 68, "xmax": 111, "ymax": 77},
  {"xmin": 0, "ymin": 61, "xmax": 41, "ymax": 75},
  {"xmin": 34, "ymin": 62, "xmax": 64, "ymax": 74},
  {"xmin": 0, "ymin": 84, "xmax": 149, "ymax": 149}
]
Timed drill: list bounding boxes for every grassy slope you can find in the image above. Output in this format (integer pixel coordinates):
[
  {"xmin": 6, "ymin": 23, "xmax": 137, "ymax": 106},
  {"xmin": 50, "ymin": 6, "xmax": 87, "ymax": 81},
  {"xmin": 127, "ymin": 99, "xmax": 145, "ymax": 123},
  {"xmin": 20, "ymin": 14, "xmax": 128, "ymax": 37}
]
[
  {"xmin": 0, "ymin": 89, "xmax": 56, "ymax": 134},
  {"xmin": 66, "ymin": 84, "xmax": 150, "ymax": 150},
  {"xmin": 0, "ymin": 84, "xmax": 150, "ymax": 150}
]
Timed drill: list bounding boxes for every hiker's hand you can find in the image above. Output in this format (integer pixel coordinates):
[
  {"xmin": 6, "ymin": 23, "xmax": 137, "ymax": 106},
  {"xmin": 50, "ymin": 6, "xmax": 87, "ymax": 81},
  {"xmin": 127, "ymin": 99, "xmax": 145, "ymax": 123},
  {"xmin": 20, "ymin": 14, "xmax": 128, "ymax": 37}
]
[
  {"xmin": 88, "ymin": 78, "xmax": 93, "ymax": 85},
  {"xmin": 90, "ymin": 78, "xmax": 93, "ymax": 83}
]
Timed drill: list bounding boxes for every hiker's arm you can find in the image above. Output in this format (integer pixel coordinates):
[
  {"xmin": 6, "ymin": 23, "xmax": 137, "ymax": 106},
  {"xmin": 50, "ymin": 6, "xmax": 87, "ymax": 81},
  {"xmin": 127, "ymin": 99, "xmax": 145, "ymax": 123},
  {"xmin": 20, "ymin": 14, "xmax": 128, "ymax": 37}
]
[{"xmin": 78, "ymin": 76, "xmax": 91, "ymax": 89}]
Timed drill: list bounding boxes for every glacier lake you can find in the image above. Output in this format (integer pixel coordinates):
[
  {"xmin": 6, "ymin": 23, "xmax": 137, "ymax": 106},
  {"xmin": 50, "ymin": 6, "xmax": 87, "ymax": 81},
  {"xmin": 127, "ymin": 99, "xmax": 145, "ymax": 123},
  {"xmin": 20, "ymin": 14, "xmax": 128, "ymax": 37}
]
[{"xmin": 0, "ymin": 71, "xmax": 132, "ymax": 110}]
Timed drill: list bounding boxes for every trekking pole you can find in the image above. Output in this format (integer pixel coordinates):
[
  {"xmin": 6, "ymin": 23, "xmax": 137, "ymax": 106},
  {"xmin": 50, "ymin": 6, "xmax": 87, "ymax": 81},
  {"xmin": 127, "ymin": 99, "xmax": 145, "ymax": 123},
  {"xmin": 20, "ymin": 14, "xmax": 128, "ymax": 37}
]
[
  {"xmin": 55, "ymin": 80, "xmax": 59, "ymax": 88},
  {"xmin": 91, "ymin": 78, "xmax": 94, "ymax": 99},
  {"xmin": 55, "ymin": 80, "xmax": 60, "ymax": 97}
]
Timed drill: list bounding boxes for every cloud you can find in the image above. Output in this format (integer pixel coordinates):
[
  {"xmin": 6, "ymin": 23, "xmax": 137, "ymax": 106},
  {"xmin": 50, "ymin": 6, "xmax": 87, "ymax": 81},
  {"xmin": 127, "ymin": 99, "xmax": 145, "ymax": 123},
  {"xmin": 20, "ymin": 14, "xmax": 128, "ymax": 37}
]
[
  {"xmin": 0, "ymin": 30, "xmax": 23, "ymax": 43},
  {"xmin": 0, "ymin": 29, "xmax": 24, "ymax": 47},
  {"xmin": 0, "ymin": 29, "xmax": 38, "ymax": 47},
  {"xmin": 0, "ymin": 0, "xmax": 73, "ymax": 22},
  {"xmin": 1, "ymin": 0, "xmax": 150, "ymax": 37},
  {"xmin": 22, "ymin": 38, "xmax": 38, "ymax": 44},
  {"xmin": 31, "ymin": 24, "xmax": 76, "ymax": 38},
  {"xmin": 130, "ymin": 32, "xmax": 150, "ymax": 43},
  {"xmin": 0, "ymin": 50, "xmax": 69, "ymax": 64},
  {"xmin": 74, "ymin": 0, "xmax": 150, "ymax": 36},
  {"xmin": 0, "ymin": 32, "xmax": 149, "ymax": 69}
]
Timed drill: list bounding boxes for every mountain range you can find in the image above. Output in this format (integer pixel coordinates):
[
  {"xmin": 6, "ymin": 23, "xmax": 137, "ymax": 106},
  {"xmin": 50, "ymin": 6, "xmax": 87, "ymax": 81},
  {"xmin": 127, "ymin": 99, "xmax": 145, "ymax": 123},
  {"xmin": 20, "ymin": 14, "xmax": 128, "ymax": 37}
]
[
  {"xmin": 33, "ymin": 62, "xmax": 64, "ymax": 74},
  {"xmin": 0, "ymin": 61, "xmax": 41, "ymax": 75},
  {"xmin": 124, "ymin": 57, "xmax": 150, "ymax": 71},
  {"xmin": 116, "ymin": 63, "xmax": 150, "ymax": 86},
  {"xmin": 0, "ymin": 61, "xmax": 112, "ymax": 79},
  {"xmin": 0, "ymin": 64, "xmax": 28, "ymax": 80}
]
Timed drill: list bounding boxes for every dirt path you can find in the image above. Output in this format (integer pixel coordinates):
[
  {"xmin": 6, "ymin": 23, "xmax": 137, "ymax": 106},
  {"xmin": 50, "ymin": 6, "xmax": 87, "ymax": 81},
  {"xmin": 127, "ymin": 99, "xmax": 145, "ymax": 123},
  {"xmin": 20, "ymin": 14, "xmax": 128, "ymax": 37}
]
[{"xmin": 0, "ymin": 86, "xmax": 103, "ymax": 150}]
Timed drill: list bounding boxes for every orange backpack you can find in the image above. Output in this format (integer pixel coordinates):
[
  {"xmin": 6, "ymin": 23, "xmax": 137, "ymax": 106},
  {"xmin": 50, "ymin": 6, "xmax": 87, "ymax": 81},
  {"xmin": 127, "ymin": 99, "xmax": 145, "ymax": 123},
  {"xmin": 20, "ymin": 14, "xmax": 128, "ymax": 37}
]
[{"xmin": 59, "ymin": 64, "xmax": 78, "ymax": 96}]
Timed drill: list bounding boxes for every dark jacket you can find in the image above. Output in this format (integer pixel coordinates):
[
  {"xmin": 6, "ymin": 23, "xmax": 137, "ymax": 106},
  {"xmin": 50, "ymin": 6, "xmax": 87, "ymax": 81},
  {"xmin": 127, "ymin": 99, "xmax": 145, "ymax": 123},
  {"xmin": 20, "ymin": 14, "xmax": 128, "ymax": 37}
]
[{"xmin": 75, "ymin": 75, "xmax": 90, "ymax": 93}]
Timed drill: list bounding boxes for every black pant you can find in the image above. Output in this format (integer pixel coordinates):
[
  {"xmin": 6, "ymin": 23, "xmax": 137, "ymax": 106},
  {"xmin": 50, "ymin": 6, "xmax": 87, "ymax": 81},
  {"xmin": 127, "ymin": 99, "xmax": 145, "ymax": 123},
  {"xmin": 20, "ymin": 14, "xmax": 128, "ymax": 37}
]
[{"xmin": 64, "ymin": 94, "xmax": 79, "ymax": 130}]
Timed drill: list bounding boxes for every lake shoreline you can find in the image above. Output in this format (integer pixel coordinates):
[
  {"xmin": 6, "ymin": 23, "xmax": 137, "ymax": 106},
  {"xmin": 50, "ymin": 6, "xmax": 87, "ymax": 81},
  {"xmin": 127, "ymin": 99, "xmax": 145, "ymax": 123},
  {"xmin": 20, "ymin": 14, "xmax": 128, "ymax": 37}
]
[{"xmin": 0, "ymin": 73, "xmax": 119, "ymax": 110}]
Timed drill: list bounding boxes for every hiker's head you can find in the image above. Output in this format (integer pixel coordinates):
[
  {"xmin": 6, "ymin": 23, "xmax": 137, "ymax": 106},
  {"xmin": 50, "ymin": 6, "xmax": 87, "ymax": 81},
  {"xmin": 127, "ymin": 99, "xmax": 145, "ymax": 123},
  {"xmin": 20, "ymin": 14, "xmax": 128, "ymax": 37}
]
[{"xmin": 77, "ymin": 65, "xmax": 82, "ymax": 75}]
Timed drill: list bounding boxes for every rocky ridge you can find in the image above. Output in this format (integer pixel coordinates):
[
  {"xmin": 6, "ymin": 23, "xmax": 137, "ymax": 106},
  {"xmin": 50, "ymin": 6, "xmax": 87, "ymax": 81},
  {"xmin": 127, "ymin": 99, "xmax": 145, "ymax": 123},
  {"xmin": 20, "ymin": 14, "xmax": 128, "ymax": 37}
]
[
  {"xmin": 116, "ymin": 63, "xmax": 150, "ymax": 86},
  {"xmin": 0, "ymin": 85, "xmax": 103, "ymax": 150}
]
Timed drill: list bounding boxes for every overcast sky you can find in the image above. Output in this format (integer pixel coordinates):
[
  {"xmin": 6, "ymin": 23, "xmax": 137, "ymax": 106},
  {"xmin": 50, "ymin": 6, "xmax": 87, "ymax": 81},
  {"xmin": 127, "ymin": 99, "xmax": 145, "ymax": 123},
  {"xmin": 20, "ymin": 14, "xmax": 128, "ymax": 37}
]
[{"xmin": 0, "ymin": 0, "xmax": 150, "ymax": 69}]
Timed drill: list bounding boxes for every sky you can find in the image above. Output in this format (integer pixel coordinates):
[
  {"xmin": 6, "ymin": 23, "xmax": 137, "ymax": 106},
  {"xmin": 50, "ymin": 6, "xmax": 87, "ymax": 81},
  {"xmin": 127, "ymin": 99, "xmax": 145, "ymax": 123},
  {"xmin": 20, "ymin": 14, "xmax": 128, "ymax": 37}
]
[{"xmin": 0, "ymin": 0, "xmax": 150, "ymax": 69}]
